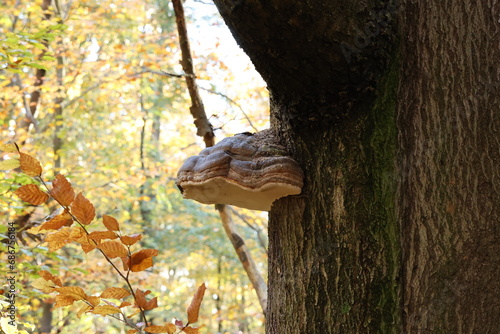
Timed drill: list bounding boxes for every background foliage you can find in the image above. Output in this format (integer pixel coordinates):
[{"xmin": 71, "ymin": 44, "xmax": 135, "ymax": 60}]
[{"xmin": 1, "ymin": 0, "xmax": 268, "ymax": 332}]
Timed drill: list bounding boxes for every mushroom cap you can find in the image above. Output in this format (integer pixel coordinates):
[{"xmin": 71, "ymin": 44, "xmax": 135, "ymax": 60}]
[{"xmin": 176, "ymin": 130, "xmax": 303, "ymax": 211}]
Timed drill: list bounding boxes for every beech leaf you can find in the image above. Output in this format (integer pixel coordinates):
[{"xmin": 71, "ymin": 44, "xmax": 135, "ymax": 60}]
[
  {"xmin": 99, "ymin": 240, "xmax": 128, "ymax": 258},
  {"xmin": 103, "ymin": 215, "xmax": 120, "ymax": 231},
  {"xmin": 40, "ymin": 211, "xmax": 72, "ymax": 231},
  {"xmin": 51, "ymin": 174, "xmax": 75, "ymax": 206},
  {"xmin": 19, "ymin": 152, "xmax": 43, "ymax": 176},
  {"xmin": 186, "ymin": 283, "xmax": 206, "ymax": 324},
  {"xmin": 100, "ymin": 287, "xmax": 131, "ymax": 299},
  {"xmin": 92, "ymin": 305, "xmax": 121, "ymax": 316},
  {"xmin": 0, "ymin": 158, "xmax": 20, "ymax": 170},
  {"xmin": 71, "ymin": 192, "xmax": 95, "ymax": 225},
  {"xmin": 14, "ymin": 184, "xmax": 49, "ymax": 205},
  {"xmin": 130, "ymin": 249, "xmax": 159, "ymax": 272}
]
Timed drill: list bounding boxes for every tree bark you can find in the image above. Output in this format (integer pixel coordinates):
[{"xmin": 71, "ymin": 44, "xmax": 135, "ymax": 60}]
[{"xmin": 213, "ymin": 0, "xmax": 499, "ymax": 332}]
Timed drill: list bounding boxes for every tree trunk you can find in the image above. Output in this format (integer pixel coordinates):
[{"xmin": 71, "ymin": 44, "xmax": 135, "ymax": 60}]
[{"xmin": 213, "ymin": 0, "xmax": 499, "ymax": 333}]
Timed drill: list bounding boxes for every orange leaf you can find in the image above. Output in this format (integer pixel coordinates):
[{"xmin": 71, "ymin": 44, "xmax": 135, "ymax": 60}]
[
  {"xmin": 56, "ymin": 286, "xmax": 87, "ymax": 300},
  {"xmin": 46, "ymin": 227, "xmax": 71, "ymax": 251},
  {"xmin": 100, "ymin": 287, "xmax": 131, "ymax": 299},
  {"xmin": 127, "ymin": 329, "xmax": 139, "ymax": 334},
  {"xmin": 40, "ymin": 211, "xmax": 72, "ymax": 231},
  {"xmin": 134, "ymin": 289, "xmax": 157, "ymax": 310},
  {"xmin": 89, "ymin": 231, "xmax": 119, "ymax": 241},
  {"xmin": 187, "ymin": 283, "xmax": 207, "ymax": 324},
  {"xmin": 130, "ymin": 249, "xmax": 159, "ymax": 272},
  {"xmin": 119, "ymin": 301, "xmax": 132, "ymax": 308},
  {"xmin": 92, "ymin": 305, "xmax": 121, "ymax": 316},
  {"xmin": 86, "ymin": 296, "xmax": 101, "ymax": 307},
  {"xmin": 19, "ymin": 152, "xmax": 43, "ymax": 176},
  {"xmin": 144, "ymin": 324, "xmax": 177, "ymax": 333},
  {"xmin": 183, "ymin": 327, "xmax": 200, "ymax": 334},
  {"xmin": 121, "ymin": 256, "xmax": 130, "ymax": 271},
  {"xmin": 103, "ymin": 215, "xmax": 120, "ymax": 231},
  {"xmin": 71, "ymin": 193, "xmax": 95, "ymax": 225},
  {"xmin": 99, "ymin": 240, "xmax": 128, "ymax": 258},
  {"xmin": 38, "ymin": 270, "xmax": 63, "ymax": 287},
  {"xmin": 51, "ymin": 174, "xmax": 75, "ymax": 206},
  {"xmin": 120, "ymin": 233, "xmax": 142, "ymax": 246},
  {"xmin": 14, "ymin": 184, "xmax": 49, "ymax": 205},
  {"xmin": 54, "ymin": 295, "xmax": 77, "ymax": 308}
]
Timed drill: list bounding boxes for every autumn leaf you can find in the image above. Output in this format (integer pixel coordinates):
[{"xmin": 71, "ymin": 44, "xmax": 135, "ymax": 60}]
[
  {"xmin": 54, "ymin": 295, "xmax": 77, "ymax": 308},
  {"xmin": 71, "ymin": 192, "xmax": 95, "ymax": 225},
  {"xmin": 99, "ymin": 240, "xmax": 128, "ymax": 258},
  {"xmin": 119, "ymin": 301, "xmax": 132, "ymax": 308},
  {"xmin": 126, "ymin": 330, "xmax": 139, "ymax": 334},
  {"xmin": 89, "ymin": 230, "xmax": 119, "ymax": 241},
  {"xmin": 187, "ymin": 283, "xmax": 206, "ymax": 324},
  {"xmin": 130, "ymin": 249, "xmax": 159, "ymax": 272},
  {"xmin": 144, "ymin": 324, "xmax": 177, "ymax": 334},
  {"xmin": 120, "ymin": 233, "xmax": 142, "ymax": 246},
  {"xmin": 100, "ymin": 287, "xmax": 131, "ymax": 299},
  {"xmin": 77, "ymin": 304, "xmax": 92, "ymax": 318},
  {"xmin": 92, "ymin": 305, "xmax": 121, "ymax": 316},
  {"xmin": 14, "ymin": 184, "xmax": 49, "ymax": 205},
  {"xmin": 38, "ymin": 270, "xmax": 63, "ymax": 287},
  {"xmin": 56, "ymin": 286, "xmax": 87, "ymax": 301},
  {"xmin": 86, "ymin": 296, "xmax": 101, "ymax": 307},
  {"xmin": 40, "ymin": 211, "xmax": 72, "ymax": 231},
  {"xmin": 103, "ymin": 215, "xmax": 120, "ymax": 231},
  {"xmin": 0, "ymin": 158, "xmax": 20, "ymax": 170},
  {"xmin": 135, "ymin": 288, "xmax": 158, "ymax": 311},
  {"xmin": 0, "ymin": 143, "xmax": 18, "ymax": 153},
  {"xmin": 19, "ymin": 152, "xmax": 43, "ymax": 176},
  {"xmin": 46, "ymin": 227, "xmax": 71, "ymax": 251},
  {"xmin": 31, "ymin": 277, "xmax": 57, "ymax": 293},
  {"xmin": 183, "ymin": 327, "xmax": 200, "ymax": 334},
  {"xmin": 51, "ymin": 174, "xmax": 75, "ymax": 206}
]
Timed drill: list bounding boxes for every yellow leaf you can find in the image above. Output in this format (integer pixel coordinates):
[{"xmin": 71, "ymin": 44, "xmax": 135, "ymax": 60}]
[
  {"xmin": 31, "ymin": 277, "xmax": 57, "ymax": 293},
  {"xmin": 187, "ymin": 283, "xmax": 207, "ymax": 324},
  {"xmin": 54, "ymin": 294, "xmax": 77, "ymax": 308},
  {"xmin": 0, "ymin": 158, "xmax": 20, "ymax": 170},
  {"xmin": 19, "ymin": 152, "xmax": 43, "ymax": 176},
  {"xmin": 89, "ymin": 231, "xmax": 119, "ymax": 241},
  {"xmin": 0, "ymin": 143, "xmax": 18, "ymax": 153},
  {"xmin": 92, "ymin": 305, "xmax": 121, "ymax": 316},
  {"xmin": 71, "ymin": 192, "xmax": 95, "ymax": 225},
  {"xmin": 14, "ymin": 184, "xmax": 49, "ymax": 205},
  {"xmin": 40, "ymin": 212, "xmax": 72, "ymax": 231},
  {"xmin": 99, "ymin": 240, "xmax": 128, "ymax": 258},
  {"xmin": 56, "ymin": 286, "xmax": 87, "ymax": 300},
  {"xmin": 100, "ymin": 287, "xmax": 131, "ymax": 299},
  {"xmin": 86, "ymin": 296, "xmax": 101, "ymax": 307},
  {"xmin": 103, "ymin": 215, "xmax": 120, "ymax": 231},
  {"xmin": 77, "ymin": 304, "xmax": 92, "ymax": 318},
  {"xmin": 46, "ymin": 227, "xmax": 71, "ymax": 251},
  {"xmin": 51, "ymin": 174, "xmax": 75, "ymax": 206}
]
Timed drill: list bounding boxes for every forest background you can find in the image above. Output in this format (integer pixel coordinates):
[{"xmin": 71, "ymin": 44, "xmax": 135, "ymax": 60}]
[{"xmin": 0, "ymin": 0, "xmax": 269, "ymax": 333}]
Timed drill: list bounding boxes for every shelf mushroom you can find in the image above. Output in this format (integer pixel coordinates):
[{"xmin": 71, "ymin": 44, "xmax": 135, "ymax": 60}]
[{"xmin": 176, "ymin": 130, "xmax": 304, "ymax": 211}]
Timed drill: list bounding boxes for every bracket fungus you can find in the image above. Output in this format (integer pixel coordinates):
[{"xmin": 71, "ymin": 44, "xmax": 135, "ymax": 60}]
[{"xmin": 176, "ymin": 130, "xmax": 304, "ymax": 211}]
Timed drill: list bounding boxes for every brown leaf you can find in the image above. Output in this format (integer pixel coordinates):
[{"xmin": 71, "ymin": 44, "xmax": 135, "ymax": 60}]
[
  {"xmin": 46, "ymin": 228, "xmax": 71, "ymax": 251},
  {"xmin": 120, "ymin": 233, "xmax": 142, "ymax": 246},
  {"xmin": 54, "ymin": 295, "xmax": 77, "ymax": 308},
  {"xmin": 38, "ymin": 270, "xmax": 63, "ymax": 287},
  {"xmin": 40, "ymin": 212, "xmax": 73, "ymax": 231},
  {"xmin": 103, "ymin": 215, "xmax": 120, "ymax": 231},
  {"xmin": 19, "ymin": 152, "xmax": 43, "ymax": 176},
  {"xmin": 14, "ymin": 184, "xmax": 49, "ymax": 205},
  {"xmin": 127, "ymin": 329, "xmax": 139, "ymax": 334},
  {"xmin": 92, "ymin": 305, "xmax": 121, "ymax": 316},
  {"xmin": 183, "ymin": 327, "xmax": 200, "ymax": 334},
  {"xmin": 56, "ymin": 286, "xmax": 87, "ymax": 301},
  {"xmin": 119, "ymin": 301, "xmax": 132, "ymax": 308},
  {"xmin": 144, "ymin": 324, "xmax": 177, "ymax": 334},
  {"xmin": 89, "ymin": 231, "xmax": 119, "ymax": 241},
  {"xmin": 134, "ymin": 289, "xmax": 157, "ymax": 310},
  {"xmin": 71, "ymin": 192, "xmax": 95, "ymax": 225},
  {"xmin": 99, "ymin": 240, "xmax": 128, "ymax": 258},
  {"xmin": 86, "ymin": 296, "xmax": 101, "ymax": 307},
  {"xmin": 187, "ymin": 283, "xmax": 207, "ymax": 324},
  {"xmin": 100, "ymin": 287, "xmax": 131, "ymax": 299},
  {"xmin": 51, "ymin": 174, "xmax": 75, "ymax": 206},
  {"xmin": 130, "ymin": 249, "xmax": 159, "ymax": 272}
]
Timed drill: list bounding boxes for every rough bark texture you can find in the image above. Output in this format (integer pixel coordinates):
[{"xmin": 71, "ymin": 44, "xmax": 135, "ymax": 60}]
[
  {"xmin": 398, "ymin": 1, "xmax": 500, "ymax": 332},
  {"xmin": 214, "ymin": 0, "xmax": 500, "ymax": 333}
]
